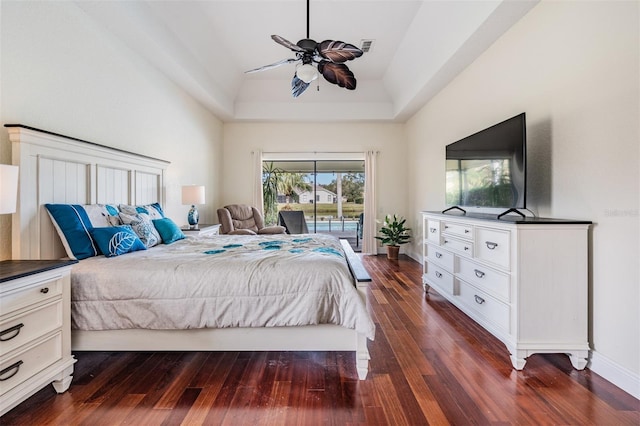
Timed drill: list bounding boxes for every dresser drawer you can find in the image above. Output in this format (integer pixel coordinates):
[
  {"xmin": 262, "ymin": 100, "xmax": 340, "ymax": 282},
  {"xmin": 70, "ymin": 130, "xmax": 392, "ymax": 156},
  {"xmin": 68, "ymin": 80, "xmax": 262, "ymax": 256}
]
[
  {"xmin": 443, "ymin": 222, "xmax": 473, "ymax": 239},
  {"xmin": 0, "ymin": 277, "xmax": 62, "ymax": 316},
  {"xmin": 0, "ymin": 332, "xmax": 62, "ymax": 396},
  {"xmin": 425, "ymin": 219, "xmax": 441, "ymax": 244},
  {"xmin": 442, "ymin": 237, "xmax": 473, "ymax": 257},
  {"xmin": 458, "ymin": 258, "xmax": 510, "ymax": 302},
  {"xmin": 425, "ymin": 244, "xmax": 454, "ymax": 271},
  {"xmin": 424, "ymin": 262, "xmax": 455, "ymax": 296},
  {"xmin": 0, "ymin": 300, "xmax": 63, "ymax": 355},
  {"xmin": 475, "ymin": 227, "xmax": 511, "ymax": 269},
  {"xmin": 459, "ymin": 281, "xmax": 510, "ymax": 333}
]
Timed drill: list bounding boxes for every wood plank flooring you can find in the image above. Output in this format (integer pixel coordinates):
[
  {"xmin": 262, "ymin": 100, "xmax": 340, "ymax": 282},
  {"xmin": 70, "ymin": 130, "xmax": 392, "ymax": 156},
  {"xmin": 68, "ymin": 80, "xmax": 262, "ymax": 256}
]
[{"xmin": 2, "ymin": 255, "xmax": 638, "ymax": 425}]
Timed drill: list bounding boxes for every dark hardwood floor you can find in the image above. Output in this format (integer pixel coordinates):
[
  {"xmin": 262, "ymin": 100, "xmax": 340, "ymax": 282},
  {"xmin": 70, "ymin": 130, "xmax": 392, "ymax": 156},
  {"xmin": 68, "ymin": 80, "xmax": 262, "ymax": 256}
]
[{"xmin": 2, "ymin": 255, "xmax": 638, "ymax": 425}]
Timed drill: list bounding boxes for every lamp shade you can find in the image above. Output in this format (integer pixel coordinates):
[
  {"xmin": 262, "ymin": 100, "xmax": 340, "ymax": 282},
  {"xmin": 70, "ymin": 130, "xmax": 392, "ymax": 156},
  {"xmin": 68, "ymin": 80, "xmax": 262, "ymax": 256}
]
[
  {"xmin": 0, "ymin": 164, "xmax": 19, "ymax": 214},
  {"xmin": 181, "ymin": 185, "xmax": 205, "ymax": 205},
  {"xmin": 296, "ymin": 63, "xmax": 318, "ymax": 83}
]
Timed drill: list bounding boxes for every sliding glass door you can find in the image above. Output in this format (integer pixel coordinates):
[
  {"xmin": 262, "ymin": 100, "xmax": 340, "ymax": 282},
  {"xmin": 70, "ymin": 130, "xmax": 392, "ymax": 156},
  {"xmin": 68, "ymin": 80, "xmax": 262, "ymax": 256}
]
[{"xmin": 262, "ymin": 159, "xmax": 365, "ymax": 248}]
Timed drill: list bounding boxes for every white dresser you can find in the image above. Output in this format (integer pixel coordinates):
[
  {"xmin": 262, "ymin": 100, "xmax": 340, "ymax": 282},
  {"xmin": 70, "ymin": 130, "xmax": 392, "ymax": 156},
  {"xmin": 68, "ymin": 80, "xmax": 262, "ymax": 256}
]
[
  {"xmin": 422, "ymin": 211, "xmax": 591, "ymax": 370},
  {"xmin": 0, "ymin": 260, "xmax": 77, "ymax": 416}
]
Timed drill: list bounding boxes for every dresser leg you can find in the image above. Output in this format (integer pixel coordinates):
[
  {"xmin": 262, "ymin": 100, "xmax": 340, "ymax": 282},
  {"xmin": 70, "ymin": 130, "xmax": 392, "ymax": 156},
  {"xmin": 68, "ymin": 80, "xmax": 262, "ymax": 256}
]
[
  {"xmin": 510, "ymin": 351, "xmax": 527, "ymax": 370},
  {"xmin": 568, "ymin": 351, "xmax": 589, "ymax": 370},
  {"xmin": 51, "ymin": 364, "xmax": 74, "ymax": 393}
]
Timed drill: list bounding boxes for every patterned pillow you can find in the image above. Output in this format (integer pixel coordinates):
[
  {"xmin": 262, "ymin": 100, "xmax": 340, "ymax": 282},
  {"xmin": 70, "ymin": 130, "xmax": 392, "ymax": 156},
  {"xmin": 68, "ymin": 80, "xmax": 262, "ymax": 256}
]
[
  {"xmin": 45, "ymin": 204, "xmax": 99, "ymax": 260},
  {"xmin": 90, "ymin": 226, "xmax": 146, "ymax": 257},
  {"xmin": 83, "ymin": 204, "xmax": 121, "ymax": 227},
  {"xmin": 119, "ymin": 211, "xmax": 161, "ymax": 248},
  {"xmin": 119, "ymin": 203, "xmax": 164, "ymax": 220},
  {"xmin": 152, "ymin": 218, "xmax": 185, "ymax": 244}
]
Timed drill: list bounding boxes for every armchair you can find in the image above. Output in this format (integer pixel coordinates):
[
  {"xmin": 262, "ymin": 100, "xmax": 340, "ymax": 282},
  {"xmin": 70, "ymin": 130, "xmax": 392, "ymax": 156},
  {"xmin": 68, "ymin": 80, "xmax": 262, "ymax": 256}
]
[{"xmin": 217, "ymin": 204, "xmax": 286, "ymax": 235}]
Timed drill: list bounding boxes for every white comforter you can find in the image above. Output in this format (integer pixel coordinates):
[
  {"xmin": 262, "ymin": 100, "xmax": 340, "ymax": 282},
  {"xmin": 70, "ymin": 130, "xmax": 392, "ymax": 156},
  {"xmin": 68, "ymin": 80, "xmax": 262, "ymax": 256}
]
[{"xmin": 70, "ymin": 233, "xmax": 375, "ymax": 340}]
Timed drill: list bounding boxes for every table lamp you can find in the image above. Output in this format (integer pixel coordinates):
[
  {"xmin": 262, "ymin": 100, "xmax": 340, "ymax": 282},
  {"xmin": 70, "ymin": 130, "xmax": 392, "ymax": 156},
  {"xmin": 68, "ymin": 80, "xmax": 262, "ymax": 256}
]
[
  {"xmin": 181, "ymin": 185, "xmax": 205, "ymax": 228},
  {"xmin": 0, "ymin": 164, "xmax": 19, "ymax": 214}
]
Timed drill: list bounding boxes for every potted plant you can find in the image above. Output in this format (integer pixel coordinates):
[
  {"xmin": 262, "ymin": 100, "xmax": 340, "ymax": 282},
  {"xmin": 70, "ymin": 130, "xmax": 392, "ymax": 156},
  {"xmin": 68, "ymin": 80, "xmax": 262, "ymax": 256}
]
[{"xmin": 375, "ymin": 214, "xmax": 411, "ymax": 260}]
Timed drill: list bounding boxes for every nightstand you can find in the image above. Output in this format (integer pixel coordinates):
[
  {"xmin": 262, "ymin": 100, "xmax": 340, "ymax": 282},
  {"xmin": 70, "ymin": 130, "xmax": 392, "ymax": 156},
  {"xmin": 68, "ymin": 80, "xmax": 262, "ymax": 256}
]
[
  {"xmin": 181, "ymin": 223, "xmax": 221, "ymax": 236},
  {"xmin": 0, "ymin": 259, "xmax": 77, "ymax": 416}
]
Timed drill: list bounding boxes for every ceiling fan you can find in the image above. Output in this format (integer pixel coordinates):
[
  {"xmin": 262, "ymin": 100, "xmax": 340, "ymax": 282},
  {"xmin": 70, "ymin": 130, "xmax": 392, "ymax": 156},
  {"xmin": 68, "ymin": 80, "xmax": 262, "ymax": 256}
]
[{"xmin": 245, "ymin": 0, "xmax": 364, "ymax": 98}]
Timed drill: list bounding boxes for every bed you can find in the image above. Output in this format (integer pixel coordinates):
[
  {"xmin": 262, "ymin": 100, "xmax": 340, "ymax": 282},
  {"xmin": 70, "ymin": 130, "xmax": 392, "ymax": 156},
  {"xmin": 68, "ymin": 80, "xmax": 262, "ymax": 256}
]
[{"xmin": 7, "ymin": 124, "xmax": 374, "ymax": 380}]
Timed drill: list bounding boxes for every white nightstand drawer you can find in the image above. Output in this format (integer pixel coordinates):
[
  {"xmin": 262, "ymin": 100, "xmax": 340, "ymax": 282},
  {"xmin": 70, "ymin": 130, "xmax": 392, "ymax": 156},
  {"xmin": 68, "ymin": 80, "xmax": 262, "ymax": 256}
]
[
  {"xmin": 442, "ymin": 237, "xmax": 473, "ymax": 257},
  {"xmin": 0, "ymin": 300, "xmax": 63, "ymax": 355},
  {"xmin": 0, "ymin": 332, "xmax": 62, "ymax": 396},
  {"xmin": 425, "ymin": 219, "xmax": 441, "ymax": 244},
  {"xmin": 0, "ymin": 277, "xmax": 62, "ymax": 316},
  {"xmin": 475, "ymin": 227, "xmax": 511, "ymax": 269},
  {"xmin": 425, "ymin": 244, "xmax": 454, "ymax": 271},
  {"xmin": 459, "ymin": 281, "xmax": 510, "ymax": 333},
  {"xmin": 458, "ymin": 258, "xmax": 510, "ymax": 302},
  {"xmin": 443, "ymin": 222, "xmax": 473, "ymax": 239},
  {"xmin": 424, "ymin": 262, "xmax": 455, "ymax": 296}
]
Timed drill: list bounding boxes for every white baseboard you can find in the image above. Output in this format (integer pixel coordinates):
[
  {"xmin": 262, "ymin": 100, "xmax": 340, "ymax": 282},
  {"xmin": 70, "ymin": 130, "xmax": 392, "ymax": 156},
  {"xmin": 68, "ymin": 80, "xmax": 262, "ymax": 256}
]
[{"xmin": 589, "ymin": 351, "xmax": 640, "ymax": 400}]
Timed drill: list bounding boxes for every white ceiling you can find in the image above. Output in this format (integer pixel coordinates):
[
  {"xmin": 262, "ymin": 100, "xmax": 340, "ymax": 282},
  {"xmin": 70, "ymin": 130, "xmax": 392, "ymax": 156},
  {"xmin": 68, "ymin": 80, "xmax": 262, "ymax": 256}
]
[{"xmin": 75, "ymin": 0, "xmax": 538, "ymax": 122}]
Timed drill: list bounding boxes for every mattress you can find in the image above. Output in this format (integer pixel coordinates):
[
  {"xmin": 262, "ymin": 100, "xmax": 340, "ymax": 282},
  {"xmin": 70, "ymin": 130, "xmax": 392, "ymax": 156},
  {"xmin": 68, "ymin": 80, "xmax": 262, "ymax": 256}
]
[{"xmin": 70, "ymin": 233, "xmax": 375, "ymax": 340}]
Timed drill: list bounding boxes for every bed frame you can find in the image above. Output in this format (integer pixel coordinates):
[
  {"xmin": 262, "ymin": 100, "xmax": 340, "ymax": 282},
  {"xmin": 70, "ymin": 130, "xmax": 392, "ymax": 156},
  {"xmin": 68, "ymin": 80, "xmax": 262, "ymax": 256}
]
[{"xmin": 7, "ymin": 124, "xmax": 372, "ymax": 380}]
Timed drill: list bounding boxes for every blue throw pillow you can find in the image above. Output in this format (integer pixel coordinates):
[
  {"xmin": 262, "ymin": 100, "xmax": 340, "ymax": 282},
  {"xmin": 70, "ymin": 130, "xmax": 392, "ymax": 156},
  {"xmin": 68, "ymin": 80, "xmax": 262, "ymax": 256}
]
[
  {"xmin": 90, "ymin": 226, "xmax": 147, "ymax": 257},
  {"xmin": 45, "ymin": 204, "xmax": 99, "ymax": 260},
  {"xmin": 152, "ymin": 218, "xmax": 185, "ymax": 244}
]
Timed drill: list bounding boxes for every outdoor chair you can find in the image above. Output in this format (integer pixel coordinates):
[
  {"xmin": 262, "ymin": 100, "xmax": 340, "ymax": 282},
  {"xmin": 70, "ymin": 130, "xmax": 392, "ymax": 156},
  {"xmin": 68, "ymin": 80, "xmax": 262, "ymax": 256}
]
[{"xmin": 278, "ymin": 211, "xmax": 309, "ymax": 234}]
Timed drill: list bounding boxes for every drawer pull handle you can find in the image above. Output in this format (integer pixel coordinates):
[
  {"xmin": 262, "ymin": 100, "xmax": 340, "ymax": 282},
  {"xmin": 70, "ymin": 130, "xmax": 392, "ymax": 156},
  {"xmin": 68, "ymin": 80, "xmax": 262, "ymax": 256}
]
[
  {"xmin": 474, "ymin": 269, "xmax": 485, "ymax": 278},
  {"xmin": 465, "ymin": 229, "xmax": 470, "ymax": 233},
  {"xmin": 0, "ymin": 323, "xmax": 24, "ymax": 341},
  {"xmin": 444, "ymin": 225, "xmax": 449, "ymax": 229},
  {"xmin": 435, "ymin": 252, "xmax": 442, "ymax": 259},
  {"xmin": 40, "ymin": 287, "xmax": 50, "ymax": 294},
  {"xmin": 0, "ymin": 360, "xmax": 24, "ymax": 381},
  {"xmin": 429, "ymin": 227, "xmax": 437, "ymax": 233},
  {"xmin": 435, "ymin": 271, "xmax": 443, "ymax": 278},
  {"xmin": 474, "ymin": 295, "xmax": 485, "ymax": 305},
  {"xmin": 464, "ymin": 246, "xmax": 470, "ymax": 251},
  {"xmin": 485, "ymin": 241, "xmax": 498, "ymax": 250}
]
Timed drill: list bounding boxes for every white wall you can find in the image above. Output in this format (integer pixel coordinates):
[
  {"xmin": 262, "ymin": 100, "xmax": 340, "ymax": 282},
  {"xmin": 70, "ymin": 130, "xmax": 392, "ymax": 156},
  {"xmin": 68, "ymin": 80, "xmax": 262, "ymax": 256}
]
[
  {"xmin": 0, "ymin": 1, "xmax": 224, "ymax": 260},
  {"xmin": 405, "ymin": 1, "xmax": 639, "ymax": 396},
  {"xmin": 223, "ymin": 122, "xmax": 406, "ymax": 251}
]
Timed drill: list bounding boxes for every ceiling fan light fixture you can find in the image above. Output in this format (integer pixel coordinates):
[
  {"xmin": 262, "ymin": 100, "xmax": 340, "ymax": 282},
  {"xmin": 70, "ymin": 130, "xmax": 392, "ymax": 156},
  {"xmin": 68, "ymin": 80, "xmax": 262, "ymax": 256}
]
[{"xmin": 296, "ymin": 63, "xmax": 318, "ymax": 83}]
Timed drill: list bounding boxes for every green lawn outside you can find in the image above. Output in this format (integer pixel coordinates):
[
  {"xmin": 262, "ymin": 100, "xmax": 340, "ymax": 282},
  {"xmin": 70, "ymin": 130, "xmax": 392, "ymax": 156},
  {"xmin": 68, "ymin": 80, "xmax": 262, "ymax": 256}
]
[{"xmin": 279, "ymin": 203, "xmax": 364, "ymax": 220}]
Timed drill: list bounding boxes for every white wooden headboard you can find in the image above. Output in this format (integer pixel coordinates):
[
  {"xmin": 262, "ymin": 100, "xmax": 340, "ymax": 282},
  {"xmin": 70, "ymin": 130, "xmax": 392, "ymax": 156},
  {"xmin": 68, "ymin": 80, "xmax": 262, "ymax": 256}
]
[{"xmin": 7, "ymin": 125, "xmax": 170, "ymax": 260}]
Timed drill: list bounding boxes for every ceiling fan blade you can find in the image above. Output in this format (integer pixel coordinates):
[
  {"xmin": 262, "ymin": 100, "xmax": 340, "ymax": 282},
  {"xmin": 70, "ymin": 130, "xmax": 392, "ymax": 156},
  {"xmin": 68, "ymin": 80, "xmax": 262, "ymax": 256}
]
[
  {"xmin": 317, "ymin": 61, "xmax": 357, "ymax": 90},
  {"xmin": 317, "ymin": 40, "xmax": 363, "ymax": 63},
  {"xmin": 272, "ymin": 35, "xmax": 305, "ymax": 52},
  {"xmin": 291, "ymin": 75, "xmax": 310, "ymax": 97},
  {"xmin": 245, "ymin": 58, "xmax": 297, "ymax": 74}
]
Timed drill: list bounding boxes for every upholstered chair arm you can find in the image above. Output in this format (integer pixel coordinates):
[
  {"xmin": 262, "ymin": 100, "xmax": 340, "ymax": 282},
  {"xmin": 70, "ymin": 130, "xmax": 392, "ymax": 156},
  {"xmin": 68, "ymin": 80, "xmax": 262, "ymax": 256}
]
[
  {"xmin": 257, "ymin": 226, "xmax": 287, "ymax": 235},
  {"xmin": 217, "ymin": 208, "xmax": 234, "ymax": 234},
  {"xmin": 252, "ymin": 207, "xmax": 266, "ymax": 230}
]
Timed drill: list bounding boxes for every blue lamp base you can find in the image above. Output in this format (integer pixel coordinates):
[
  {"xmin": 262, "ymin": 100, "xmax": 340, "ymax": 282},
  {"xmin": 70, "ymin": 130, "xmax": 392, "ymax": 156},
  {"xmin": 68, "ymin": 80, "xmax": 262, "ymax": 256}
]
[{"xmin": 187, "ymin": 205, "xmax": 199, "ymax": 228}]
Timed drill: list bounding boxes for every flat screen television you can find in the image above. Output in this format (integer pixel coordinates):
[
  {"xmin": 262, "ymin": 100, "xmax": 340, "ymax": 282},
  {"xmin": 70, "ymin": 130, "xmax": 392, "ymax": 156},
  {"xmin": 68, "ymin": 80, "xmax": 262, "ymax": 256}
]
[{"xmin": 445, "ymin": 113, "xmax": 526, "ymax": 213}]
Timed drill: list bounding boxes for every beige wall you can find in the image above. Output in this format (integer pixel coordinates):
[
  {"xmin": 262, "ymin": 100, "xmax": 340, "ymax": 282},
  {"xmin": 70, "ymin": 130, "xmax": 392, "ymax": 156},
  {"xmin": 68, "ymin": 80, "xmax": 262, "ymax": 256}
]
[
  {"xmin": 0, "ymin": 1, "xmax": 224, "ymax": 259},
  {"xmin": 405, "ymin": 0, "xmax": 639, "ymax": 389},
  {"xmin": 223, "ymin": 122, "xmax": 406, "ymax": 251}
]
